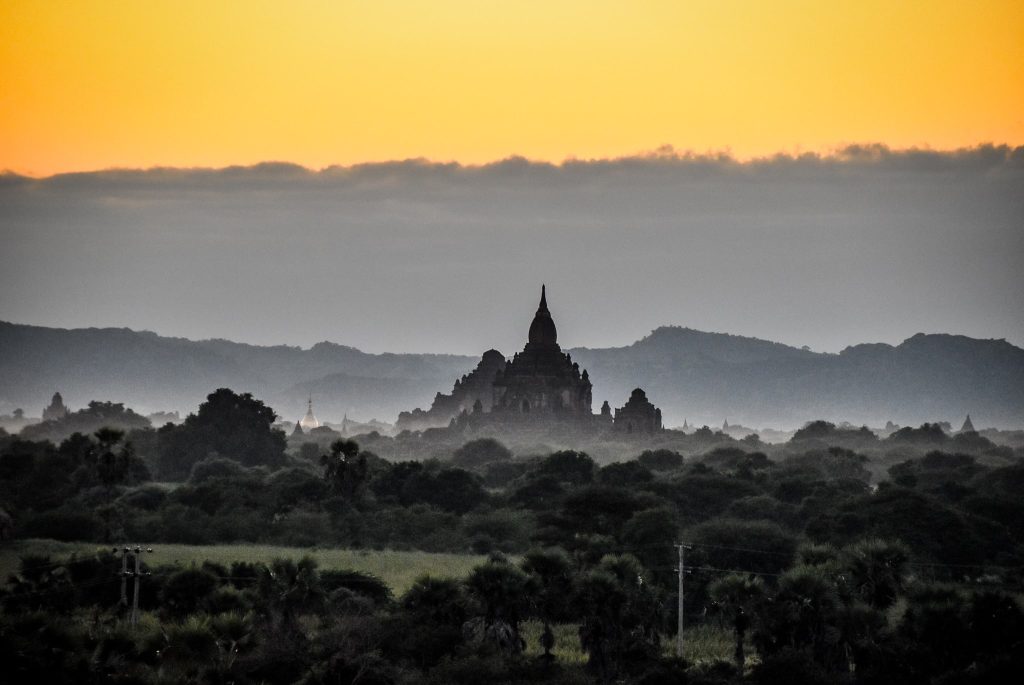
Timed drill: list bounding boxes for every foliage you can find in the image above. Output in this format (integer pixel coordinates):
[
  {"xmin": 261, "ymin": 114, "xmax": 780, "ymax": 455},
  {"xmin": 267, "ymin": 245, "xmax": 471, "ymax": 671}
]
[
  {"xmin": 153, "ymin": 388, "xmax": 287, "ymax": 479},
  {"xmin": 321, "ymin": 439, "xmax": 369, "ymax": 501},
  {"xmin": 536, "ymin": 450, "xmax": 595, "ymax": 485},
  {"xmin": 20, "ymin": 401, "xmax": 151, "ymax": 444},
  {"xmin": 452, "ymin": 438, "xmax": 513, "ymax": 469},
  {"xmin": 4, "ymin": 387, "xmax": 1024, "ymax": 683},
  {"xmin": 636, "ymin": 449, "xmax": 684, "ymax": 472}
]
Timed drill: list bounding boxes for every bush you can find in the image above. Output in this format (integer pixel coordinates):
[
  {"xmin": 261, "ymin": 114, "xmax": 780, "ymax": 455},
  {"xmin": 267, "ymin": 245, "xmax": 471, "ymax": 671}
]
[
  {"xmin": 463, "ymin": 509, "xmax": 531, "ymax": 553},
  {"xmin": 752, "ymin": 648, "xmax": 835, "ymax": 685},
  {"xmin": 19, "ymin": 508, "xmax": 102, "ymax": 541},
  {"xmin": 160, "ymin": 567, "xmax": 219, "ymax": 617},
  {"xmin": 686, "ymin": 518, "xmax": 798, "ymax": 575},
  {"xmin": 598, "ymin": 461, "xmax": 653, "ymax": 485},
  {"xmin": 482, "ymin": 461, "xmax": 528, "ymax": 488},
  {"xmin": 427, "ymin": 469, "xmax": 489, "ymax": 514},
  {"xmin": 320, "ymin": 569, "xmax": 391, "ymax": 604},
  {"xmin": 452, "ymin": 438, "xmax": 513, "ymax": 469},
  {"xmin": 155, "ymin": 504, "xmax": 216, "ymax": 544},
  {"xmin": 118, "ymin": 485, "xmax": 168, "ymax": 511},
  {"xmin": 537, "ymin": 451, "xmax": 595, "ymax": 485},
  {"xmin": 637, "ymin": 449, "xmax": 684, "ymax": 472},
  {"xmin": 189, "ymin": 457, "xmax": 250, "ymax": 483},
  {"xmin": 268, "ymin": 510, "xmax": 333, "ymax": 547}
]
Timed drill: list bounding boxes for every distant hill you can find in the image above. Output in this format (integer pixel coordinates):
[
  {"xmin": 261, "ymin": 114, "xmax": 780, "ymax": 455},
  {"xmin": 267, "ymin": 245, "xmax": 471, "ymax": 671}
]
[
  {"xmin": 0, "ymin": 321, "xmax": 474, "ymax": 425},
  {"xmin": 1, "ymin": 321, "xmax": 1022, "ymax": 429},
  {"xmin": 570, "ymin": 327, "xmax": 1024, "ymax": 429}
]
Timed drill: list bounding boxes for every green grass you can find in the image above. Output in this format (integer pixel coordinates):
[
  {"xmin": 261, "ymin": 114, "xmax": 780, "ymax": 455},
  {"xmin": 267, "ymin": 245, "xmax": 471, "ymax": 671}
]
[
  {"xmin": 674, "ymin": 622, "xmax": 755, "ymax": 666},
  {"xmin": 521, "ymin": 620, "xmax": 588, "ymax": 663},
  {"xmin": 1, "ymin": 539, "xmax": 487, "ymax": 595},
  {"xmin": 520, "ymin": 619, "xmax": 750, "ymax": 668}
]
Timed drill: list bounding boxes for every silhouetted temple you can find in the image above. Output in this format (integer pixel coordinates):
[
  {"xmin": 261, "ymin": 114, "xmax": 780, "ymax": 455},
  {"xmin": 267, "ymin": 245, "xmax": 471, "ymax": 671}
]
[
  {"xmin": 490, "ymin": 286, "xmax": 593, "ymax": 420},
  {"xmin": 397, "ymin": 286, "xmax": 663, "ymax": 436},
  {"xmin": 397, "ymin": 350, "xmax": 507, "ymax": 431},
  {"xmin": 42, "ymin": 392, "xmax": 68, "ymax": 422},
  {"xmin": 613, "ymin": 388, "xmax": 663, "ymax": 434}
]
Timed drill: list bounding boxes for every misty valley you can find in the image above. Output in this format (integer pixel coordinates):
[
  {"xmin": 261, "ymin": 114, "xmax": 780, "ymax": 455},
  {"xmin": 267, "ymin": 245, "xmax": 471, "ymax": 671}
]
[
  {"xmin": 4, "ymin": 2, "xmax": 1023, "ymax": 682},
  {"xmin": 1, "ymin": 292, "xmax": 1023, "ymax": 685}
]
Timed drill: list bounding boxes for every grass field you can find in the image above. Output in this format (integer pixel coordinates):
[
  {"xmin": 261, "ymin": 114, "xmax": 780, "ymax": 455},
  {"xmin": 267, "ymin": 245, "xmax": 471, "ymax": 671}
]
[
  {"xmin": 3, "ymin": 539, "xmax": 750, "ymax": 667},
  {"xmin": 519, "ymin": 620, "xmax": 745, "ymax": 667},
  {"xmin": 0, "ymin": 539, "xmax": 488, "ymax": 595}
]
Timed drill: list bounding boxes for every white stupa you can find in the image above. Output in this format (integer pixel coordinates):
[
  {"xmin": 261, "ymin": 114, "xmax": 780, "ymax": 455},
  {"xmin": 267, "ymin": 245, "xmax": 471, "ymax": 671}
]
[{"xmin": 299, "ymin": 395, "xmax": 320, "ymax": 430}]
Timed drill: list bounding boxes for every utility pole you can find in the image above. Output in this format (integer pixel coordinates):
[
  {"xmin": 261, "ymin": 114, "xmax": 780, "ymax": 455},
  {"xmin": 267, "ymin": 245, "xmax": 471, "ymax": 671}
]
[
  {"xmin": 676, "ymin": 542, "xmax": 692, "ymax": 658},
  {"xmin": 130, "ymin": 545, "xmax": 153, "ymax": 625},
  {"xmin": 118, "ymin": 545, "xmax": 130, "ymax": 607},
  {"xmin": 115, "ymin": 544, "xmax": 153, "ymax": 626}
]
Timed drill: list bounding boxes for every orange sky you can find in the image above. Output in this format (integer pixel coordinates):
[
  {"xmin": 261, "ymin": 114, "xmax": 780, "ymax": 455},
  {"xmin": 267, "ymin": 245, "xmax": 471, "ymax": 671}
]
[{"xmin": 1, "ymin": 0, "xmax": 1022, "ymax": 177}]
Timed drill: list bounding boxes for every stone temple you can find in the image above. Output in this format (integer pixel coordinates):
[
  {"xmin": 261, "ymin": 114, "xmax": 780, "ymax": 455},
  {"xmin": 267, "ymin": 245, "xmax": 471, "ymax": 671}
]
[
  {"xmin": 490, "ymin": 285, "xmax": 593, "ymax": 420},
  {"xmin": 396, "ymin": 286, "xmax": 662, "ymax": 435},
  {"xmin": 613, "ymin": 388, "xmax": 663, "ymax": 433}
]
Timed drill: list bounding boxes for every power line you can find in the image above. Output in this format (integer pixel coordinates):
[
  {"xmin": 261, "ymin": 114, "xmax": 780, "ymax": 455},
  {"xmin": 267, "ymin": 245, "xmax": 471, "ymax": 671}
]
[
  {"xmin": 687, "ymin": 541, "xmax": 793, "ymax": 557},
  {"xmin": 685, "ymin": 564, "xmax": 782, "ymax": 578}
]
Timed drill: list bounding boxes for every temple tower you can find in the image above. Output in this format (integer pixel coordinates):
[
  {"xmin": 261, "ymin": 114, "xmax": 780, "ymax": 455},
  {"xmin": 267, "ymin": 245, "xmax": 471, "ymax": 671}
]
[
  {"xmin": 300, "ymin": 395, "xmax": 320, "ymax": 430},
  {"xmin": 491, "ymin": 286, "xmax": 593, "ymax": 419}
]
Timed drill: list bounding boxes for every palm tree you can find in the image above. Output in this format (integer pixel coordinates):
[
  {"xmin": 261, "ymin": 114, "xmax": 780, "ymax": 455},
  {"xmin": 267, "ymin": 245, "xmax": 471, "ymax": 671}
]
[
  {"xmin": 572, "ymin": 554, "xmax": 663, "ymax": 682},
  {"xmin": 465, "ymin": 558, "xmax": 530, "ymax": 654},
  {"xmin": 255, "ymin": 556, "xmax": 325, "ymax": 634},
  {"xmin": 400, "ymin": 576, "xmax": 471, "ymax": 669},
  {"xmin": 90, "ymin": 428, "xmax": 134, "ymax": 542},
  {"xmin": 521, "ymin": 548, "xmax": 573, "ymax": 657},
  {"xmin": 841, "ymin": 539, "xmax": 909, "ymax": 609},
  {"xmin": 321, "ymin": 439, "xmax": 368, "ymax": 501},
  {"xmin": 709, "ymin": 573, "xmax": 765, "ymax": 672},
  {"xmin": 760, "ymin": 565, "xmax": 844, "ymax": 671}
]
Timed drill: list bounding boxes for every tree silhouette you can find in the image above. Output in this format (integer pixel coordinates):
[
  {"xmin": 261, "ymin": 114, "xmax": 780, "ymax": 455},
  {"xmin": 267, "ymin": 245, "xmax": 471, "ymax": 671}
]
[
  {"xmin": 709, "ymin": 573, "xmax": 765, "ymax": 672},
  {"xmin": 465, "ymin": 558, "xmax": 530, "ymax": 655},
  {"xmin": 321, "ymin": 439, "xmax": 368, "ymax": 502},
  {"xmin": 84, "ymin": 428, "xmax": 146, "ymax": 542},
  {"xmin": 521, "ymin": 548, "xmax": 573, "ymax": 655},
  {"xmin": 154, "ymin": 389, "xmax": 287, "ymax": 479},
  {"xmin": 573, "ymin": 554, "xmax": 663, "ymax": 681},
  {"xmin": 397, "ymin": 576, "xmax": 470, "ymax": 669},
  {"xmin": 255, "ymin": 556, "xmax": 326, "ymax": 635}
]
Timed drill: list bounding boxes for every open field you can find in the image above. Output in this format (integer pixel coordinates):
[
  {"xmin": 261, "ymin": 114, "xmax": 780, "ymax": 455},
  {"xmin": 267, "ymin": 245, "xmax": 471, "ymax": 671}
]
[
  {"xmin": 4, "ymin": 539, "xmax": 751, "ymax": 667},
  {"xmin": 0, "ymin": 539, "xmax": 488, "ymax": 595}
]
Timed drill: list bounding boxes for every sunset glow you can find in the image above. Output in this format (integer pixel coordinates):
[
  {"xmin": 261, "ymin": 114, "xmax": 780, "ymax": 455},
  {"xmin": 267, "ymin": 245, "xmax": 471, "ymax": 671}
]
[{"xmin": 2, "ymin": 0, "xmax": 1022, "ymax": 176}]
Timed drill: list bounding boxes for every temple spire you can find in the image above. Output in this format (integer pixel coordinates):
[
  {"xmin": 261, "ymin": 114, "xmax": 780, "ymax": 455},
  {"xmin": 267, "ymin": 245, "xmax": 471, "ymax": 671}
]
[
  {"xmin": 301, "ymin": 394, "xmax": 319, "ymax": 430},
  {"xmin": 528, "ymin": 284, "xmax": 558, "ymax": 347}
]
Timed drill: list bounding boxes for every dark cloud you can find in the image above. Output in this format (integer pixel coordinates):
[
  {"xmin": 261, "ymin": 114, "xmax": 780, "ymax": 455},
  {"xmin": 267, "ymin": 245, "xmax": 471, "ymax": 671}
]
[{"xmin": 1, "ymin": 145, "xmax": 1022, "ymax": 356}]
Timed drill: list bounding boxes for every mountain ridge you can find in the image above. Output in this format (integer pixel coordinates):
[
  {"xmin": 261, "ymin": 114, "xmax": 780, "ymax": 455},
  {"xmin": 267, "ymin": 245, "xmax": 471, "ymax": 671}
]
[{"xmin": 1, "ymin": 320, "xmax": 1021, "ymax": 429}]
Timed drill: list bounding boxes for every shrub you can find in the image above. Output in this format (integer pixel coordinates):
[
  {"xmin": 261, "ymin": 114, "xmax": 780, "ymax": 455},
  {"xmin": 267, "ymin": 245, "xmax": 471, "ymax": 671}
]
[
  {"xmin": 118, "ymin": 485, "xmax": 168, "ymax": 511},
  {"xmin": 452, "ymin": 438, "xmax": 513, "ymax": 469},
  {"xmin": 19, "ymin": 508, "xmax": 102, "ymax": 542},
  {"xmin": 160, "ymin": 567, "xmax": 219, "ymax": 617},
  {"xmin": 637, "ymin": 449, "xmax": 684, "ymax": 472},
  {"xmin": 189, "ymin": 457, "xmax": 250, "ymax": 483}
]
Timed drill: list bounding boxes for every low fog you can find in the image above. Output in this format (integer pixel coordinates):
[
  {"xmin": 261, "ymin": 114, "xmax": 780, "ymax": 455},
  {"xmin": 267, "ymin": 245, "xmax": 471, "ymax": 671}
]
[{"xmin": 1, "ymin": 144, "xmax": 1021, "ymax": 355}]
